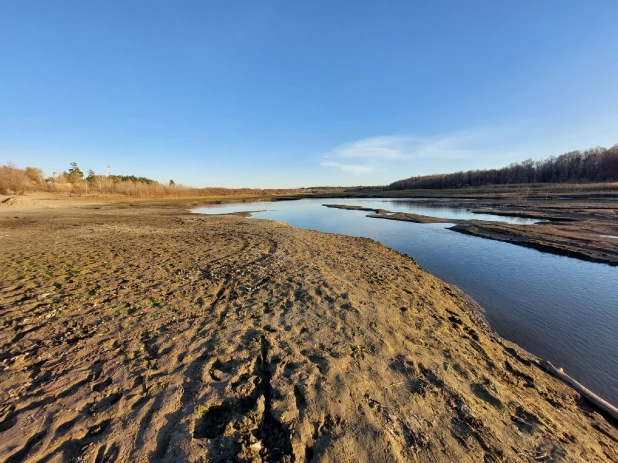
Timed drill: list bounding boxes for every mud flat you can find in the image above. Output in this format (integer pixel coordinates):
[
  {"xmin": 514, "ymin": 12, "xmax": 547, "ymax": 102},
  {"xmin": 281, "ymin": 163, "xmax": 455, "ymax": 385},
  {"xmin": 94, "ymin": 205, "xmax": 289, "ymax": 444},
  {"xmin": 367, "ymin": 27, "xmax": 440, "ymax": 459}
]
[
  {"xmin": 326, "ymin": 198, "xmax": 618, "ymax": 266},
  {"xmin": 324, "ymin": 204, "xmax": 453, "ymax": 223},
  {"xmin": 1, "ymin": 203, "xmax": 618, "ymax": 462},
  {"xmin": 450, "ymin": 220, "xmax": 618, "ymax": 266},
  {"xmin": 323, "ymin": 204, "xmax": 390, "ymax": 214},
  {"xmin": 368, "ymin": 212, "xmax": 455, "ymax": 224},
  {"xmin": 450, "ymin": 199, "xmax": 618, "ymax": 266}
]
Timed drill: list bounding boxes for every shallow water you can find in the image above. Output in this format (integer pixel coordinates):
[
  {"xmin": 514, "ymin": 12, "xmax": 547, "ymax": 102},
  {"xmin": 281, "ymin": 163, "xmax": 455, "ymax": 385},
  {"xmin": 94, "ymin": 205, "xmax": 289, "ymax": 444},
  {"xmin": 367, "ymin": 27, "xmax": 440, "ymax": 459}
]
[
  {"xmin": 197, "ymin": 197, "xmax": 540, "ymax": 224},
  {"xmin": 193, "ymin": 198, "xmax": 618, "ymax": 405}
]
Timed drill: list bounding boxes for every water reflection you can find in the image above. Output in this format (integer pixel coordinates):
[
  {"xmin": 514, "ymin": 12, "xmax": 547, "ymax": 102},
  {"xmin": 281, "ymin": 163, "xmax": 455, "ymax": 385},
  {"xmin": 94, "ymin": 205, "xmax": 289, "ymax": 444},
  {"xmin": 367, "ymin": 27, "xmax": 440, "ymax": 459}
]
[{"xmin": 195, "ymin": 198, "xmax": 540, "ymax": 225}]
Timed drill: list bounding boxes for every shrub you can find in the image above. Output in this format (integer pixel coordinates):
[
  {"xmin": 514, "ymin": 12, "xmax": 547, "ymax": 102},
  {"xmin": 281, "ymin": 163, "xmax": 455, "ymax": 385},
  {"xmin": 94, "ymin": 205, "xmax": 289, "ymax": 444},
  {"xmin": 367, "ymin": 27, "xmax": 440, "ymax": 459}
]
[
  {"xmin": 0, "ymin": 163, "xmax": 27, "ymax": 194},
  {"xmin": 0, "ymin": 162, "xmax": 302, "ymax": 198}
]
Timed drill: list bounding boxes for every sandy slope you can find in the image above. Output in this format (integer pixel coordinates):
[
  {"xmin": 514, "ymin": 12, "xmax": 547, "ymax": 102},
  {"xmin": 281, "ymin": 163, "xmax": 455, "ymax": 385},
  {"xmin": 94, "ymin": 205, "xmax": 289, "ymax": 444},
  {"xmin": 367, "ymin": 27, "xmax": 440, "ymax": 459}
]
[{"xmin": 0, "ymin": 206, "xmax": 617, "ymax": 462}]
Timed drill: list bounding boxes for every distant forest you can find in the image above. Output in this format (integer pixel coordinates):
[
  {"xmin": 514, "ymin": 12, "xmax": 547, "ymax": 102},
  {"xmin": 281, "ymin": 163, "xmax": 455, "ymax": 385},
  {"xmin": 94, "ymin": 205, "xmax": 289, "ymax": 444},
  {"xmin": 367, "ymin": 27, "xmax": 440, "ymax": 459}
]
[{"xmin": 389, "ymin": 144, "xmax": 618, "ymax": 190}]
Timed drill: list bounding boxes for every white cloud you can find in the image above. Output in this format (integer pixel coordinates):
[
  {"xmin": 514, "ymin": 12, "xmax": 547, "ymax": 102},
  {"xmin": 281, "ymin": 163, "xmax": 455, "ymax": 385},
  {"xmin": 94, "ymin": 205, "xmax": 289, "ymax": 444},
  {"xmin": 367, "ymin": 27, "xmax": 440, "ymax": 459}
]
[
  {"xmin": 318, "ymin": 117, "xmax": 618, "ymax": 180},
  {"xmin": 319, "ymin": 161, "xmax": 375, "ymax": 174},
  {"xmin": 319, "ymin": 131, "xmax": 487, "ymax": 174},
  {"xmin": 326, "ymin": 136, "xmax": 409, "ymax": 160}
]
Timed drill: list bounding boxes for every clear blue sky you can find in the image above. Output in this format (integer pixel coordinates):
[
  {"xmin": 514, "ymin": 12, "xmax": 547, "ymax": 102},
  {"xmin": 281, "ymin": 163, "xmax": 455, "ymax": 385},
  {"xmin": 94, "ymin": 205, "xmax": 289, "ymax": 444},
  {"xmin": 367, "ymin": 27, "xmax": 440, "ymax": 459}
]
[{"xmin": 1, "ymin": 1, "xmax": 617, "ymax": 188}]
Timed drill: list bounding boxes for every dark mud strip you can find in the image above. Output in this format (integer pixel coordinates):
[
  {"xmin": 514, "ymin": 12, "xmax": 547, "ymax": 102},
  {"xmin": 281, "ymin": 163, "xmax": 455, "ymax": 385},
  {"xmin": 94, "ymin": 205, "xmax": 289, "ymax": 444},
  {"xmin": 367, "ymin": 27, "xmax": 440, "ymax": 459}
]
[{"xmin": 450, "ymin": 223, "xmax": 618, "ymax": 266}]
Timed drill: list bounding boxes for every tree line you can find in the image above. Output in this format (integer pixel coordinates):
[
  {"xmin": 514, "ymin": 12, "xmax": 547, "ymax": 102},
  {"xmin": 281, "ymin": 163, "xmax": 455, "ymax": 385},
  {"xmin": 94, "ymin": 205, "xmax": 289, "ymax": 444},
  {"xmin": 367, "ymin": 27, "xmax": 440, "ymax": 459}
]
[
  {"xmin": 0, "ymin": 162, "xmax": 300, "ymax": 197},
  {"xmin": 388, "ymin": 144, "xmax": 618, "ymax": 190}
]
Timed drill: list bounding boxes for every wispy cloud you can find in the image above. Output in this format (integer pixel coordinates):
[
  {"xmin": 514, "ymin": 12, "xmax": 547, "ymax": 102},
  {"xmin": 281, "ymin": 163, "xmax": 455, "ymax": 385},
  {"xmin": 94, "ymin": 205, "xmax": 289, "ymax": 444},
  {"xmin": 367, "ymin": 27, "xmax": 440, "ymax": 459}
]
[
  {"xmin": 319, "ymin": 130, "xmax": 488, "ymax": 174},
  {"xmin": 319, "ymin": 161, "xmax": 375, "ymax": 174}
]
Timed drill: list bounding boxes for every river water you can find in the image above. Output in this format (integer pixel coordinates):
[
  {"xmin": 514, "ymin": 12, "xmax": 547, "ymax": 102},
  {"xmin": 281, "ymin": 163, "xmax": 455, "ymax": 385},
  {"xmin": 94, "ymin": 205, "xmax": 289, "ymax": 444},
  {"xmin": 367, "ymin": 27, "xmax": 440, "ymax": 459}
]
[{"xmin": 193, "ymin": 198, "xmax": 618, "ymax": 405}]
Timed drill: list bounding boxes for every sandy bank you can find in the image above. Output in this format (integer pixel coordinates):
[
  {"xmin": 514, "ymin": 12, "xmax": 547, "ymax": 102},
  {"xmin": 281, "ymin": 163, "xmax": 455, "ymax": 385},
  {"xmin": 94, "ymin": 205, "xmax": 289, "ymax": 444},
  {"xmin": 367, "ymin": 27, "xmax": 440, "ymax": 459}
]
[
  {"xmin": 450, "ymin": 221, "xmax": 618, "ymax": 266},
  {"xmin": 0, "ymin": 204, "xmax": 617, "ymax": 462},
  {"xmin": 324, "ymin": 204, "xmax": 453, "ymax": 223}
]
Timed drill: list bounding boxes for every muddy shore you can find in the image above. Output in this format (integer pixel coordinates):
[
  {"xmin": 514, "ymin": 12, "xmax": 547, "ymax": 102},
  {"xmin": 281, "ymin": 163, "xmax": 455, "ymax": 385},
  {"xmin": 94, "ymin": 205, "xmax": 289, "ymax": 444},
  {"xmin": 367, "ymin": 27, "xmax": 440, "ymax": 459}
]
[
  {"xmin": 449, "ymin": 199, "xmax": 618, "ymax": 266},
  {"xmin": 323, "ymin": 204, "xmax": 453, "ymax": 224},
  {"xmin": 324, "ymin": 197, "xmax": 618, "ymax": 266},
  {"xmin": 1, "ymin": 201, "xmax": 618, "ymax": 462}
]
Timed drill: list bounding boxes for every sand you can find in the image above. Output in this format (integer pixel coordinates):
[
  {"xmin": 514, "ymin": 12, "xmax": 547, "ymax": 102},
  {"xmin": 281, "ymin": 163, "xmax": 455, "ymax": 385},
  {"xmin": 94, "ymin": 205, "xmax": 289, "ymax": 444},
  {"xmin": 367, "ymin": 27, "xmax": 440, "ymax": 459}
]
[{"xmin": 0, "ymin": 201, "xmax": 617, "ymax": 462}]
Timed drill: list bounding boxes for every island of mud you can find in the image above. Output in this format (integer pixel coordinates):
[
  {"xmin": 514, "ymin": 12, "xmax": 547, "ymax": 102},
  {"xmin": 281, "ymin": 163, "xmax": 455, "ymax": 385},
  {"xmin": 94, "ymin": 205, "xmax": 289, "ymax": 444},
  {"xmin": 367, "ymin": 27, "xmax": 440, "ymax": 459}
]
[{"xmin": 324, "ymin": 195, "xmax": 618, "ymax": 266}]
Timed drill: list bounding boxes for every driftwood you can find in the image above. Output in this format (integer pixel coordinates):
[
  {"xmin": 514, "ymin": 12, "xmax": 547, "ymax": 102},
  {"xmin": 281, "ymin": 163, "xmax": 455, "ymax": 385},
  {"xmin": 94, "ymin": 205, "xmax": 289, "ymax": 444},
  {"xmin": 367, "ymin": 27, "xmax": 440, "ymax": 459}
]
[{"xmin": 541, "ymin": 360, "xmax": 618, "ymax": 422}]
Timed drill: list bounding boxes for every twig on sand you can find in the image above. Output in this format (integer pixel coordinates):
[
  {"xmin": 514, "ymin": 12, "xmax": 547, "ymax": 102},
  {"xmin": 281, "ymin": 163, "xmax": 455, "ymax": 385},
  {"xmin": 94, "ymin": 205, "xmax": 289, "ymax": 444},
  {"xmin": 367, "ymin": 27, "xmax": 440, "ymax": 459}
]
[
  {"xmin": 541, "ymin": 360, "xmax": 618, "ymax": 422},
  {"xmin": 388, "ymin": 380, "xmax": 413, "ymax": 389}
]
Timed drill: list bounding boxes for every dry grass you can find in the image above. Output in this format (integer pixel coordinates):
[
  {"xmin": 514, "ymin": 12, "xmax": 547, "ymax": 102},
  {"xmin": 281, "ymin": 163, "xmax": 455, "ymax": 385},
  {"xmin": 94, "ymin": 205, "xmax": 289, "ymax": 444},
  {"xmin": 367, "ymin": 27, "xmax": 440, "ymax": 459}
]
[
  {"xmin": 364, "ymin": 181, "xmax": 618, "ymax": 197},
  {"xmin": 0, "ymin": 163, "xmax": 300, "ymax": 198}
]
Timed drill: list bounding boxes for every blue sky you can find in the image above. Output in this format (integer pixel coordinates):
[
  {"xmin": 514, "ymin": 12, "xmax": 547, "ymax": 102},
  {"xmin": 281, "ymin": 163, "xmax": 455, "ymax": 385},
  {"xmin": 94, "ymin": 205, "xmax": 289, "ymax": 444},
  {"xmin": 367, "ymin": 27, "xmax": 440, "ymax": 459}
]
[{"xmin": 1, "ymin": 1, "xmax": 617, "ymax": 188}]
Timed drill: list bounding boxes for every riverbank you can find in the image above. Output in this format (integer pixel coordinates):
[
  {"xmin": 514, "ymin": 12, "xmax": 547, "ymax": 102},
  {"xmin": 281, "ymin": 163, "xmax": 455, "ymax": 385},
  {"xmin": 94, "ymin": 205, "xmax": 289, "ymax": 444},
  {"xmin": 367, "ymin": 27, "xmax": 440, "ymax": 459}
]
[
  {"xmin": 1, "ymin": 201, "xmax": 617, "ymax": 462},
  {"xmin": 448, "ymin": 196, "xmax": 618, "ymax": 265},
  {"xmin": 323, "ymin": 196, "xmax": 618, "ymax": 266}
]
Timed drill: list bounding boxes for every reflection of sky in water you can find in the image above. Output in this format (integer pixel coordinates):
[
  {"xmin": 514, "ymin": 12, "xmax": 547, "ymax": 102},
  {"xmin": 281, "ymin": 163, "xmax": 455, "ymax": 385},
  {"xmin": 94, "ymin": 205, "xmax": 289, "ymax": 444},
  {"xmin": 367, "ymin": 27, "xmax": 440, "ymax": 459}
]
[
  {"xmin": 600, "ymin": 234, "xmax": 618, "ymax": 239},
  {"xmin": 194, "ymin": 197, "xmax": 539, "ymax": 225},
  {"xmin": 194, "ymin": 198, "xmax": 618, "ymax": 406}
]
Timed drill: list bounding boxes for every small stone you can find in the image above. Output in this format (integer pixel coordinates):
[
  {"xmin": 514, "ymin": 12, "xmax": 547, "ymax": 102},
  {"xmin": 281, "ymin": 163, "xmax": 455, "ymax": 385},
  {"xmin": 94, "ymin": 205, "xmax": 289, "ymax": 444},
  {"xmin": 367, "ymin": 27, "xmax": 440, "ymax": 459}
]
[
  {"xmin": 210, "ymin": 369, "xmax": 224, "ymax": 381},
  {"xmin": 250, "ymin": 441, "xmax": 262, "ymax": 451}
]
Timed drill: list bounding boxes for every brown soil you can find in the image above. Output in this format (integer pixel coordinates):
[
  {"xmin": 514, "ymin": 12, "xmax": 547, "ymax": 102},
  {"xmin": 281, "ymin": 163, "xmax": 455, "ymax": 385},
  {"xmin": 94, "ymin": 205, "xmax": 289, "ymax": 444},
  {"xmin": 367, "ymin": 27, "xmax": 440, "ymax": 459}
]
[
  {"xmin": 450, "ymin": 200, "xmax": 618, "ymax": 266},
  {"xmin": 450, "ymin": 220, "xmax": 618, "ymax": 265},
  {"xmin": 323, "ymin": 204, "xmax": 390, "ymax": 214},
  {"xmin": 368, "ymin": 212, "xmax": 453, "ymax": 224},
  {"xmin": 325, "ymin": 204, "xmax": 456, "ymax": 223},
  {"xmin": 1, "ymin": 203, "xmax": 617, "ymax": 462}
]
